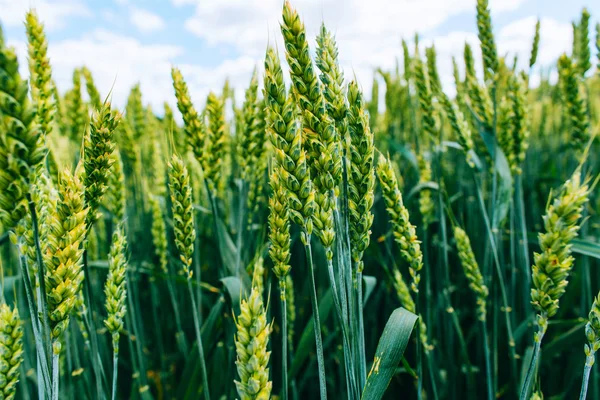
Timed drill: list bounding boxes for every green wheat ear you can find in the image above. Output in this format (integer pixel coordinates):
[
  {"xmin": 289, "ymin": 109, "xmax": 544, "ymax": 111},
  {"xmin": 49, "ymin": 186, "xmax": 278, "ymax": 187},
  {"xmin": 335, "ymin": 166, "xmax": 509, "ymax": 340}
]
[
  {"xmin": 377, "ymin": 154, "xmax": 423, "ymax": 294},
  {"xmin": 84, "ymin": 102, "xmax": 121, "ymax": 229},
  {"xmin": 205, "ymin": 91, "xmax": 227, "ymax": 192},
  {"xmin": 104, "ymin": 150, "xmax": 126, "ymax": 223},
  {"xmin": 347, "ymin": 81, "xmax": 375, "ymax": 272},
  {"xmin": 0, "ymin": 303, "xmax": 24, "ymax": 400},
  {"xmin": 531, "ymin": 171, "xmax": 591, "ymax": 340},
  {"xmin": 168, "ymin": 154, "xmax": 196, "ymax": 279},
  {"xmin": 104, "ymin": 225, "xmax": 128, "ymax": 352},
  {"xmin": 558, "ymin": 54, "xmax": 589, "ymax": 153},
  {"xmin": 476, "ymin": 0, "xmax": 499, "ymax": 82},
  {"xmin": 234, "ymin": 286, "xmax": 272, "ymax": 400},
  {"xmin": 576, "ymin": 8, "xmax": 591, "ymax": 77},
  {"xmin": 0, "ymin": 33, "xmax": 45, "ymax": 229},
  {"xmin": 268, "ymin": 169, "xmax": 291, "ymax": 281},
  {"xmin": 26, "ymin": 9, "xmax": 56, "ymax": 138},
  {"xmin": 65, "ymin": 68, "xmax": 87, "ymax": 143},
  {"xmin": 45, "ymin": 164, "xmax": 88, "ymax": 351},
  {"xmin": 81, "ymin": 66, "xmax": 102, "ymax": 110},
  {"xmin": 126, "ymin": 83, "xmax": 145, "ymax": 140},
  {"xmin": 529, "ymin": 19, "xmax": 541, "ymax": 68},
  {"xmin": 263, "ymin": 46, "xmax": 315, "ymax": 233},
  {"xmin": 454, "ymin": 227, "xmax": 488, "ymax": 321},
  {"xmin": 171, "ymin": 67, "xmax": 206, "ymax": 164},
  {"xmin": 149, "ymin": 195, "xmax": 169, "ymax": 275}
]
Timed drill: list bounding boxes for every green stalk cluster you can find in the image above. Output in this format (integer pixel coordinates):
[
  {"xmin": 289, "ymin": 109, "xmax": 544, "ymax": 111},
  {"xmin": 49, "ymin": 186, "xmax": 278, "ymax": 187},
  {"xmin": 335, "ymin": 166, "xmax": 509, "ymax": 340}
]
[
  {"xmin": 205, "ymin": 92, "xmax": 227, "ymax": 191},
  {"xmin": 530, "ymin": 171, "xmax": 590, "ymax": 339},
  {"xmin": 0, "ymin": 303, "xmax": 24, "ymax": 400},
  {"xmin": 263, "ymin": 47, "xmax": 315, "ymax": 233},
  {"xmin": 558, "ymin": 54, "xmax": 589, "ymax": 152},
  {"xmin": 0, "ymin": 34, "xmax": 45, "ymax": 230},
  {"xmin": 26, "ymin": 10, "xmax": 55, "ymax": 138},
  {"xmin": 104, "ymin": 226, "xmax": 128, "ymax": 352},
  {"xmin": 45, "ymin": 165, "xmax": 88, "ymax": 352},
  {"xmin": 81, "ymin": 66, "xmax": 101, "ymax": 110},
  {"xmin": 268, "ymin": 170, "xmax": 291, "ymax": 280},
  {"xmin": 377, "ymin": 155, "xmax": 423, "ymax": 294},
  {"xmin": 347, "ymin": 82, "xmax": 375, "ymax": 272},
  {"xmin": 171, "ymin": 67, "xmax": 206, "ymax": 165},
  {"xmin": 476, "ymin": 0, "xmax": 499, "ymax": 82},
  {"xmin": 454, "ymin": 227, "xmax": 488, "ymax": 321},
  {"xmin": 84, "ymin": 102, "xmax": 120, "ymax": 228},
  {"xmin": 281, "ymin": 1, "xmax": 341, "ymax": 258},
  {"xmin": 168, "ymin": 154, "xmax": 195, "ymax": 279},
  {"xmin": 234, "ymin": 286, "xmax": 272, "ymax": 400}
]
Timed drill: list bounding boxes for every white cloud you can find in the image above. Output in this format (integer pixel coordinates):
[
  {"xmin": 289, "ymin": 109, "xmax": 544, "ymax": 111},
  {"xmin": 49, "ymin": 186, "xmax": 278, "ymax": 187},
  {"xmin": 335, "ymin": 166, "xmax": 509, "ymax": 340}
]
[
  {"xmin": 498, "ymin": 16, "xmax": 572, "ymax": 70},
  {"xmin": 179, "ymin": 0, "xmax": 528, "ymax": 100},
  {"xmin": 0, "ymin": 0, "xmax": 90, "ymax": 31},
  {"xmin": 130, "ymin": 7, "xmax": 166, "ymax": 33},
  {"xmin": 7, "ymin": 29, "xmax": 257, "ymax": 116}
]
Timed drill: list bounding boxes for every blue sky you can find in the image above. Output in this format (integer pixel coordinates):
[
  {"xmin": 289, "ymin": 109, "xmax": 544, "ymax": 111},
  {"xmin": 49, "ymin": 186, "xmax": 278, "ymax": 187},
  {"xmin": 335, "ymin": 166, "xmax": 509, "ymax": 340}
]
[{"xmin": 0, "ymin": 0, "xmax": 598, "ymax": 114}]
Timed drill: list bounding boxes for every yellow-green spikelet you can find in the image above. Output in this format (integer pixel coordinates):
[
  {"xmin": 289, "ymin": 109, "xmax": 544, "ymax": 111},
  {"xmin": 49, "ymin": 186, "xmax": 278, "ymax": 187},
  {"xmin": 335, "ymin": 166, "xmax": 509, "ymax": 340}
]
[
  {"xmin": 65, "ymin": 69, "xmax": 87, "ymax": 143},
  {"xmin": 168, "ymin": 154, "xmax": 196, "ymax": 279},
  {"xmin": 104, "ymin": 226, "xmax": 128, "ymax": 352},
  {"xmin": 476, "ymin": 0, "xmax": 499, "ymax": 82},
  {"xmin": 45, "ymin": 165, "xmax": 88, "ymax": 350},
  {"xmin": 81, "ymin": 66, "xmax": 101, "ymax": 110},
  {"xmin": 0, "ymin": 304, "xmax": 24, "ymax": 400},
  {"xmin": 263, "ymin": 47, "xmax": 315, "ymax": 232},
  {"xmin": 268, "ymin": 169, "xmax": 291, "ymax": 280},
  {"xmin": 585, "ymin": 293, "xmax": 600, "ymax": 365},
  {"xmin": 558, "ymin": 54, "xmax": 589, "ymax": 152},
  {"xmin": 281, "ymin": 1, "xmax": 341, "ymax": 258},
  {"xmin": 377, "ymin": 155, "xmax": 423, "ymax": 294},
  {"xmin": 347, "ymin": 81, "xmax": 375, "ymax": 273},
  {"xmin": 234, "ymin": 286, "xmax": 272, "ymax": 400},
  {"xmin": 531, "ymin": 171, "xmax": 590, "ymax": 339},
  {"xmin": 454, "ymin": 226, "xmax": 488, "ymax": 321},
  {"xmin": 171, "ymin": 67, "xmax": 206, "ymax": 164},
  {"xmin": 205, "ymin": 92, "xmax": 227, "ymax": 192},
  {"xmin": 84, "ymin": 103, "xmax": 120, "ymax": 228}
]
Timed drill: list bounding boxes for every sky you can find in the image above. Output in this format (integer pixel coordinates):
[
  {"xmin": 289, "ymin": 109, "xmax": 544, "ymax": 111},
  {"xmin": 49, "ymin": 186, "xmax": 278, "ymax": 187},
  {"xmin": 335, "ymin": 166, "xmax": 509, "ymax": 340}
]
[{"xmin": 0, "ymin": 0, "xmax": 598, "ymax": 116}]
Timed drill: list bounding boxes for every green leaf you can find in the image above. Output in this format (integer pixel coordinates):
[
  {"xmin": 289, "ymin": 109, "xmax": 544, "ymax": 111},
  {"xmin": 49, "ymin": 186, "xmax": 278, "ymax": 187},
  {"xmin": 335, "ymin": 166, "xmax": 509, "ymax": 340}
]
[
  {"xmin": 363, "ymin": 276, "xmax": 377, "ymax": 305},
  {"xmin": 361, "ymin": 307, "xmax": 418, "ymax": 400},
  {"xmin": 479, "ymin": 127, "xmax": 513, "ymax": 226}
]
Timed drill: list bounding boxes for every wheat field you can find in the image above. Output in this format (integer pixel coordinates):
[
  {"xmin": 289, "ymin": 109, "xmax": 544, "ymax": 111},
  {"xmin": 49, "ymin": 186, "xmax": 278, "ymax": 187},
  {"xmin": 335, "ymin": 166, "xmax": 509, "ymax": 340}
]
[{"xmin": 1, "ymin": 0, "xmax": 600, "ymax": 399}]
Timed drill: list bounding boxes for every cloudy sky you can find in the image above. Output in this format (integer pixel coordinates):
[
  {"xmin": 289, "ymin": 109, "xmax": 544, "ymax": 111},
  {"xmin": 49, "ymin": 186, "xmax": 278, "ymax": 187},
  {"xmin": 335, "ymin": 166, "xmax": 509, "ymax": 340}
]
[{"xmin": 1, "ymin": 0, "xmax": 598, "ymax": 115}]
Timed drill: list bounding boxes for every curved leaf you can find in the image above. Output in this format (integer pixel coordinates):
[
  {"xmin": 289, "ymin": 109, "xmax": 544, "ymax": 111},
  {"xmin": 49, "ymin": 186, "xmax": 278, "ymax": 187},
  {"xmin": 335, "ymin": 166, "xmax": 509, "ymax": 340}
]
[{"xmin": 361, "ymin": 307, "xmax": 418, "ymax": 400}]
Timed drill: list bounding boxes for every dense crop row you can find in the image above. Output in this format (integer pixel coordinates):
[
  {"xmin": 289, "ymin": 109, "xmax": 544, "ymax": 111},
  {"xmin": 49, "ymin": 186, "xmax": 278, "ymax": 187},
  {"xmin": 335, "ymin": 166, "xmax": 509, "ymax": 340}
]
[{"xmin": 1, "ymin": 1, "xmax": 600, "ymax": 399}]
